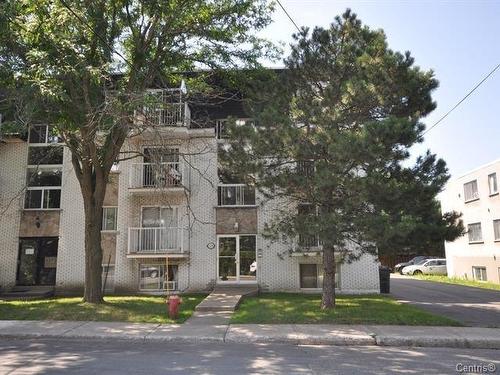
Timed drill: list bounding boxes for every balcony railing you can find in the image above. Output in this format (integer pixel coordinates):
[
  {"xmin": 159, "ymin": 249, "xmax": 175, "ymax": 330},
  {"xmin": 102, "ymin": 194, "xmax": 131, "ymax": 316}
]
[
  {"xmin": 128, "ymin": 227, "xmax": 186, "ymax": 254},
  {"xmin": 144, "ymin": 102, "xmax": 191, "ymax": 127},
  {"xmin": 218, "ymin": 184, "xmax": 255, "ymax": 206},
  {"xmin": 129, "ymin": 162, "xmax": 183, "ymax": 190}
]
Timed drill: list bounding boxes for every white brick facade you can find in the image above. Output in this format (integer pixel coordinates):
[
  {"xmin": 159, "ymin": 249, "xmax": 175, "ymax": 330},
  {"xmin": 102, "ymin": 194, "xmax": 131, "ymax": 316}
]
[
  {"xmin": 440, "ymin": 159, "xmax": 500, "ymax": 283},
  {"xmin": 0, "ymin": 128, "xmax": 379, "ymax": 294}
]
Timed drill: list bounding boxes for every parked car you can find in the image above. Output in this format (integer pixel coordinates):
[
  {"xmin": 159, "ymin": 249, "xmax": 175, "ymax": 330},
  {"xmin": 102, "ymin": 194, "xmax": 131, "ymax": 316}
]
[
  {"xmin": 394, "ymin": 256, "xmax": 431, "ymax": 274},
  {"xmin": 402, "ymin": 258, "xmax": 447, "ymax": 276}
]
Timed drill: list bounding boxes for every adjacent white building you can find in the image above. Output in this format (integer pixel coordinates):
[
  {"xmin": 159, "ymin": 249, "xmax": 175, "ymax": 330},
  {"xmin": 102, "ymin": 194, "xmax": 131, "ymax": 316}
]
[
  {"xmin": 440, "ymin": 159, "xmax": 500, "ymax": 283},
  {"xmin": 0, "ymin": 83, "xmax": 380, "ymax": 295}
]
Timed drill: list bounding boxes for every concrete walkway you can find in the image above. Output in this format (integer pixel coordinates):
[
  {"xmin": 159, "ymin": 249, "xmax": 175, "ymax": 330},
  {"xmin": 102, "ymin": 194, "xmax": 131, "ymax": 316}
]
[{"xmin": 1, "ymin": 320, "xmax": 499, "ymax": 349}]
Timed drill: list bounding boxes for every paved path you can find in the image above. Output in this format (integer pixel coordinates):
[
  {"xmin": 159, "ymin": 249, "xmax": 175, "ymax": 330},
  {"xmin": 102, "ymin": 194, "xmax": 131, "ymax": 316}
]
[
  {"xmin": 390, "ymin": 275, "xmax": 500, "ymax": 327},
  {"xmin": 1, "ymin": 320, "xmax": 500, "ymax": 348},
  {"xmin": 1, "ymin": 338, "xmax": 499, "ymax": 374}
]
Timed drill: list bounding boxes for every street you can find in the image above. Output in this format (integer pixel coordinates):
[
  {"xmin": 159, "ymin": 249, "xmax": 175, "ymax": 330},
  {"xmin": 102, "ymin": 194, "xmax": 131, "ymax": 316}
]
[
  {"xmin": 391, "ymin": 275, "xmax": 500, "ymax": 327},
  {"xmin": 0, "ymin": 338, "xmax": 499, "ymax": 374}
]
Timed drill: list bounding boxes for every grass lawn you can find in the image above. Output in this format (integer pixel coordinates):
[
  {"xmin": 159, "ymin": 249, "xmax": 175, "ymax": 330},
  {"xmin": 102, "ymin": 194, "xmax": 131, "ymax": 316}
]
[
  {"xmin": 231, "ymin": 293, "xmax": 461, "ymax": 326},
  {"xmin": 0, "ymin": 295, "xmax": 206, "ymax": 324},
  {"xmin": 413, "ymin": 275, "xmax": 500, "ymax": 291}
]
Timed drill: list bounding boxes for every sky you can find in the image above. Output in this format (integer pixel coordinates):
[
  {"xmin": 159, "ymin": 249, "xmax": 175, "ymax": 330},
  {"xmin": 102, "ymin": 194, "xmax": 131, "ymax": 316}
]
[{"xmin": 261, "ymin": 0, "xmax": 500, "ymax": 179}]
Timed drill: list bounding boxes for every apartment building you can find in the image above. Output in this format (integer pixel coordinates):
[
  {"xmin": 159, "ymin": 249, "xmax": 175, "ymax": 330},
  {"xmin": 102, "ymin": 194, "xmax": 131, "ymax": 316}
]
[
  {"xmin": 0, "ymin": 81, "xmax": 380, "ymax": 295},
  {"xmin": 440, "ymin": 159, "xmax": 500, "ymax": 283}
]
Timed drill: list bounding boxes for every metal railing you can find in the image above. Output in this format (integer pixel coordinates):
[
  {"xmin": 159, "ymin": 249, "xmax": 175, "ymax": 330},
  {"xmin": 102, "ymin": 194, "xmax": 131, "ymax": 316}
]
[
  {"xmin": 144, "ymin": 103, "xmax": 191, "ymax": 127},
  {"xmin": 129, "ymin": 162, "xmax": 183, "ymax": 189},
  {"xmin": 128, "ymin": 227, "xmax": 186, "ymax": 254},
  {"xmin": 218, "ymin": 184, "xmax": 256, "ymax": 206}
]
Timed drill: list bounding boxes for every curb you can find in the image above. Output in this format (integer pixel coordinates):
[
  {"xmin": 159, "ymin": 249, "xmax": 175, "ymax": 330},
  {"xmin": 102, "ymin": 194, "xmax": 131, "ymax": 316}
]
[{"xmin": 2, "ymin": 332, "xmax": 500, "ymax": 349}]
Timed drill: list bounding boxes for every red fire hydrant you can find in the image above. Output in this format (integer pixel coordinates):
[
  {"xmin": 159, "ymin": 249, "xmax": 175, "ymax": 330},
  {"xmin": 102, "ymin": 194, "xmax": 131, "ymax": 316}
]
[{"xmin": 166, "ymin": 295, "xmax": 182, "ymax": 319}]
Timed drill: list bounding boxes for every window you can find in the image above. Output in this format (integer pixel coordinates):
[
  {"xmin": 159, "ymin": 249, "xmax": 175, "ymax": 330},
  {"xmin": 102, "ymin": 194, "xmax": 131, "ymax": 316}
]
[
  {"xmin": 299, "ymin": 263, "xmax": 339, "ymax": 289},
  {"xmin": 28, "ymin": 146, "xmax": 64, "ymax": 165},
  {"xmin": 472, "ymin": 266, "xmax": 487, "ymax": 281},
  {"xmin": 488, "ymin": 173, "xmax": 498, "ymax": 195},
  {"xmin": 141, "ymin": 207, "xmax": 178, "ymax": 228},
  {"xmin": 24, "ymin": 188, "xmax": 61, "ymax": 209},
  {"xmin": 463, "ymin": 180, "xmax": 479, "ymax": 202},
  {"xmin": 102, "ymin": 265, "xmax": 115, "ymax": 292},
  {"xmin": 218, "ymin": 184, "xmax": 255, "ymax": 206},
  {"xmin": 494, "ymin": 220, "xmax": 500, "ymax": 241},
  {"xmin": 139, "ymin": 264, "xmax": 178, "ymax": 290},
  {"xmin": 102, "ymin": 207, "xmax": 118, "ymax": 231},
  {"xmin": 28, "ymin": 125, "xmax": 59, "ymax": 144},
  {"xmin": 467, "ymin": 223, "xmax": 483, "ymax": 243},
  {"xmin": 26, "ymin": 167, "xmax": 62, "ymax": 187}
]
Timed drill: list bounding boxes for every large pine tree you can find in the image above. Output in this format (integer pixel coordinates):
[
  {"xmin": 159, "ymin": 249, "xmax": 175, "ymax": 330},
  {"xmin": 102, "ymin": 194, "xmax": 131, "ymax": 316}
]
[{"xmin": 223, "ymin": 10, "xmax": 463, "ymax": 308}]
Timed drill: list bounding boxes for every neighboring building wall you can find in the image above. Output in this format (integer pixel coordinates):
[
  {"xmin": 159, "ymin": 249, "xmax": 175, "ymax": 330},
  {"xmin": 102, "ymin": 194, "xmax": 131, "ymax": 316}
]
[
  {"xmin": 441, "ymin": 160, "xmax": 500, "ymax": 283},
  {"xmin": 0, "ymin": 140, "xmax": 28, "ymax": 290}
]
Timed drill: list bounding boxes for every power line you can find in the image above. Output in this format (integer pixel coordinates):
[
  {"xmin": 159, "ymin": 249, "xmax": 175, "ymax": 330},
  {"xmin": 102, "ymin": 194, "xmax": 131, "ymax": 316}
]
[
  {"xmin": 423, "ymin": 62, "xmax": 500, "ymax": 136},
  {"xmin": 276, "ymin": 0, "xmax": 301, "ymax": 33}
]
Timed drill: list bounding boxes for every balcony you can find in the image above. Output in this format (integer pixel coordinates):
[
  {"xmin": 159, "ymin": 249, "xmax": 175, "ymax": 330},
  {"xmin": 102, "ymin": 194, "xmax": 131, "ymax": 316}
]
[
  {"xmin": 127, "ymin": 227, "xmax": 189, "ymax": 258},
  {"xmin": 128, "ymin": 162, "xmax": 187, "ymax": 193},
  {"xmin": 217, "ymin": 184, "xmax": 256, "ymax": 206},
  {"xmin": 138, "ymin": 87, "xmax": 191, "ymax": 128}
]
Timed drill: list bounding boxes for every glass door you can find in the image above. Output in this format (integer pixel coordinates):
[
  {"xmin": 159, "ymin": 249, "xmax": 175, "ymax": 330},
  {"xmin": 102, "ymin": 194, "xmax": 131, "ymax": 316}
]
[
  {"xmin": 217, "ymin": 235, "xmax": 257, "ymax": 283},
  {"xmin": 218, "ymin": 237, "xmax": 237, "ymax": 282},
  {"xmin": 239, "ymin": 236, "xmax": 257, "ymax": 282},
  {"xmin": 17, "ymin": 238, "xmax": 58, "ymax": 286}
]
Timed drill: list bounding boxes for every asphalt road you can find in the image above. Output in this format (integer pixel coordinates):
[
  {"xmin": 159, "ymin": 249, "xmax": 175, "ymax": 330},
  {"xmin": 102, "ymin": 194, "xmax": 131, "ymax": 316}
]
[
  {"xmin": 390, "ymin": 274, "xmax": 500, "ymax": 327},
  {"xmin": 0, "ymin": 338, "xmax": 499, "ymax": 375}
]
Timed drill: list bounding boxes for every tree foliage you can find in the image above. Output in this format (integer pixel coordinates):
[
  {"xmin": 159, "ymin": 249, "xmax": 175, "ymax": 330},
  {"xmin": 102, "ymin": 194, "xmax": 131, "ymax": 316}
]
[
  {"xmin": 222, "ymin": 10, "xmax": 463, "ymax": 308},
  {"xmin": 0, "ymin": 0, "xmax": 274, "ymax": 303}
]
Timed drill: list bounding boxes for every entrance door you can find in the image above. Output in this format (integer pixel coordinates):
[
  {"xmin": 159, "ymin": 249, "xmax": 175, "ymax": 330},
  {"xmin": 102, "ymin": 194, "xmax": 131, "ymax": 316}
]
[
  {"xmin": 17, "ymin": 237, "xmax": 58, "ymax": 286},
  {"xmin": 218, "ymin": 235, "xmax": 257, "ymax": 283}
]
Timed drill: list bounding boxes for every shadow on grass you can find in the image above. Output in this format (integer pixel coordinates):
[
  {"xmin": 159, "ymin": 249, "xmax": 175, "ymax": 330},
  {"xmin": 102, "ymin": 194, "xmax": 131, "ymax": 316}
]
[
  {"xmin": 231, "ymin": 293, "xmax": 462, "ymax": 326},
  {"xmin": 0, "ymin": 295, "xmax": 207, "ymax": 324}
]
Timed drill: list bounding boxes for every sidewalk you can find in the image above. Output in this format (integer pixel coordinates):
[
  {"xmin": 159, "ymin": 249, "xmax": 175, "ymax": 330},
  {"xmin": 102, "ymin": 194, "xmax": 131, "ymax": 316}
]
[{"xmin": 1, "ymin": 320, "xmax": 499, "ymax": 349}]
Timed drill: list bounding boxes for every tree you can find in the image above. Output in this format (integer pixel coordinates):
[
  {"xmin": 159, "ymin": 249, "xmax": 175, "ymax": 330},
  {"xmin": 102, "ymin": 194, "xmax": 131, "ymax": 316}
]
[
  {"xmin": 222, "ymin": 10, "xmax": 463, "ymax": 309},
  {"xmin": 0, "ymin": 0, "xmax": 274, "ymax": 303}
]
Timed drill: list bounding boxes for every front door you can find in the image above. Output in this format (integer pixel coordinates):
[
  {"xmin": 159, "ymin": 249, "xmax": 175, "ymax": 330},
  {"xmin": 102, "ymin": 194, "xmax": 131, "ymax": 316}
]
[
  {"xmin": 217, "ymin": 235, "xmax": 257, "ymax": 283},
  {"xmin": 17, "ymin": 237, "xmax": 58, "ymax": 286}
]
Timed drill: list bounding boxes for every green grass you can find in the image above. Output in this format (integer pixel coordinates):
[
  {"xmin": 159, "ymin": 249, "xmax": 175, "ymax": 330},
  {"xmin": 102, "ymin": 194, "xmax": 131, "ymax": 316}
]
[
  {"xmin": 231, "ymin": 293, "xmax": 461, "ymax": 326},
  {"xmin": 413, "ymin": 275, "xmax": 500, "ymax": 291},
  {"xmin": 0, "ymin": 295, "xmax": 206, "ymax": 324}
]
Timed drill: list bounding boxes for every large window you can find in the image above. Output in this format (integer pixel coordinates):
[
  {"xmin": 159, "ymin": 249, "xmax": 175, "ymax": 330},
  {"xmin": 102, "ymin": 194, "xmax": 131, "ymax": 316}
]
[
  {"xmin": 139, "ymin": 264, "xmax": 178, "ymax": 291},
  {"xmin": 25, "ymin": 166, "xmax": 62, "ymax": 210},
  {"xmin": 24, "ymin": 188, "xmax": 61, "ymax": 209},
  {"xmin": 102, "ymin": 207, "xmax": 118, "ymax": 231},
  {"xmin": 488, "ymin": 173, "xmax": 498, "ymax": 196},
  {"xmin": 472, "ymin": 266, "xmax": 487, "ymax": 281},
  {"xmin": 26, "ymin": 167, "xmax": 62, "ymax": 187},
  {"xmin": 464, "ymin": 180, "xmax": 479, "ymax": 202},
  {"xmin": 299, "ymin": 263, "xmax": 339, "ymax": 289},
  {"xmin": 467, "ymin": 223, "xmax": 483, "ymax": 243},
  {"xmin": 28, "ymin": 125, "xmax": 60, "ymax": 144},
  {"xmin": 28, "ymin": 146, "xmax": 64, "ymax": 165},
  {"xmin": 217, "ymin": 184, "xmax": 255, "ymax": 206}
]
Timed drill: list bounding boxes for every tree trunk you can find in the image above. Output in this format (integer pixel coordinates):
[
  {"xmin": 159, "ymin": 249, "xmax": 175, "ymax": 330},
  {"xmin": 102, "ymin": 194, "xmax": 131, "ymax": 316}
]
[
  {"xmin": 321, "ymin": 244, "xmax": 336, "ymax": 309},
  {"xmin": 82, "ymin": 195, "xmax": 105, "ymax": 304}
]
